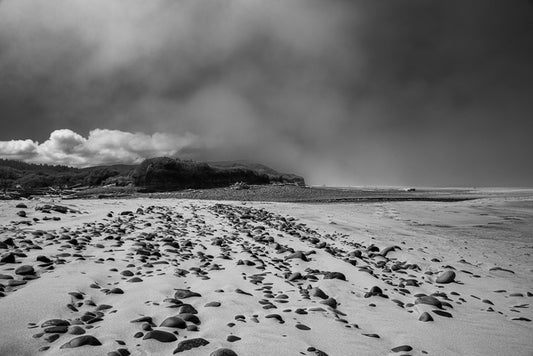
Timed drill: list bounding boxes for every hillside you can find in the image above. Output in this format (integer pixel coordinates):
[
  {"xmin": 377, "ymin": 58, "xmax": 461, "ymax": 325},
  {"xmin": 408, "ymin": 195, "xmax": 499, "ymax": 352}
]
[{"xmin": 0, "ymin": 158, "xmax": 305, "ymax": 194}]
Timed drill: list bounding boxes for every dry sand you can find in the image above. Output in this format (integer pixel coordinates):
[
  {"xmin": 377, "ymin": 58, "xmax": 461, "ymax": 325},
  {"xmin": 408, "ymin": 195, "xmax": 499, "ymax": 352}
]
[{"xmin": 0, "ymin": 192, "xmax": 532, "ymax": 355}]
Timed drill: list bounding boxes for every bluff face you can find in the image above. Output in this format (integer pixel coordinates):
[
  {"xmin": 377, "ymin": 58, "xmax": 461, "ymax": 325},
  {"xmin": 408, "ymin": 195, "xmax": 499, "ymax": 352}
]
[{"xmin": 132, "ymin": 157, "xmax": 305, "ymax": 192}]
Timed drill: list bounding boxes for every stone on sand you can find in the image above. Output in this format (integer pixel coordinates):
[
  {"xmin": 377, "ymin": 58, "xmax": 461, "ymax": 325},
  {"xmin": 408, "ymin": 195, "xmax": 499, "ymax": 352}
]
[
  {"xmin": 173, "ymin": 338, "xmax": 210, "ymax": 353},
  {"xmin": 60, "ymin": 335, "xmax": 102, "ymax": 348},
  {"xmin": 142, "ymin": 330, "xmax": 178, "ymax": 342},
  {"xmin": 210, "ymin": 348, "xmax": 238, "ymax": 356},
  {"xmin": 174, "ymin": 289, "xmax": 201, "ymax": 299},
  {"xmin": 436, "ymin": 270, "xmax": 456, "ymax": 284},
  {"xmin": 160, "ymin": 316, "xmax": 187, "ymax": 329}
]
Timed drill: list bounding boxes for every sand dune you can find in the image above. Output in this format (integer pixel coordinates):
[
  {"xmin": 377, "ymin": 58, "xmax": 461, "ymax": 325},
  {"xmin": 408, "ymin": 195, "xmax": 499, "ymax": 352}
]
[{"xmin": 0, "ymin": 195, "xmax": 532, "ymax": 355}]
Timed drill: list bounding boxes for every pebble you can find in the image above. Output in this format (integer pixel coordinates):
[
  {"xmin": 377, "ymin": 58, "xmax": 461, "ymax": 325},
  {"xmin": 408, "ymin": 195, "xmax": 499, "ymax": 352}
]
[
  {"xmin": 173, "ymin": 338, "xmax": 209, "ymax": 353},
  {"xmin": 391, "ymin": 345, "xmax": 413, "ymax": 352},
  {"xmin": 418, "ymin": 312, "xmax": 433, "ymax": 322},
  {"xmin": 60, "ymin": 335, "xmax": 102, "ymax": 348},
  {"xmin": 160, "ymin": 316, "xmax": 187, "ymax": 329},
  {"xmin": 142, "ymin": 330, "xmax": 177, "ymax": 342},
  {"xmin": 174, "ymin": 289, "xmax": 201, "ymax": 299},
  {"xmin": 436, "ymin": 270, "xmax": 456, "ymax": 284},
  {"xmin": 210, "ymin": 348, "xmax": 238, "ymax": 356}
]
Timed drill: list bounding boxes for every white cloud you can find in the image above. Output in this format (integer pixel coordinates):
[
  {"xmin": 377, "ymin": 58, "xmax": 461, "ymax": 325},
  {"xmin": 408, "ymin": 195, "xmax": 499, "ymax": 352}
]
[
  {"xmin": 0, "ymin": 139, "xmax": 38, "ymax": 160},
  {"xmin": 0, "ymin": 129, "xmax": 197, "ymax": 167}
]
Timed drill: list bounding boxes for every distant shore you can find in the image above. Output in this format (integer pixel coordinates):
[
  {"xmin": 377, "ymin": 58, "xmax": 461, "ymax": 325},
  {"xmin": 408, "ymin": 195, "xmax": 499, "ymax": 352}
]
[
  {"xmin": 137, "ymin": 184, "xmax": 480, "ymax": 203},
  {"xmin": 6, "ymin": 183, "xmax": 532, "ymax": 204}
]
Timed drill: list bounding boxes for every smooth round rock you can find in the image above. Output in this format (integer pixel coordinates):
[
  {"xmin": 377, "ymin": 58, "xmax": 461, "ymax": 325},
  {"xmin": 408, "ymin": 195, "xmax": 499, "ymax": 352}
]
[
  {"xmin": 436, "ymin": 270, "xmax": 456, "ymax": 284},
  {"xmin": 60, "ymin": 335, "xmax": 102, "ymax": 348},
  {"xmin": 142, "ymin": 330, "xmax": 177, "ymax": 342},
  {"xmin": 210, "ymin": 348, "xmax": 238, "ymax": 356},
  {"xmin": 160, "ymin": 316, "xmax": 186, "ymax": 329}
]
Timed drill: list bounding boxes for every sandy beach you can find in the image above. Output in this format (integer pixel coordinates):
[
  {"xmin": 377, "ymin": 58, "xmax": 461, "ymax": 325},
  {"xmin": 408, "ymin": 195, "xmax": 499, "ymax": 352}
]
[{"xmin": 0, "ymin": 191, "xmax": 532, "ymax": 356}]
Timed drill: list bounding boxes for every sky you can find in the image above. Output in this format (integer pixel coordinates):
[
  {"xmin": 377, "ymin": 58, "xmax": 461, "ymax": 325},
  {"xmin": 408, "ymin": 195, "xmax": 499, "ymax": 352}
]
[{"xmin": 0, "ymin": 0, "xmax": 532, "ymax": 187}]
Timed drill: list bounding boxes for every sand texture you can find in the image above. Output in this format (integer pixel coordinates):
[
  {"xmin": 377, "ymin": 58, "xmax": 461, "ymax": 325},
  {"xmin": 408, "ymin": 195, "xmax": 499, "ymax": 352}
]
[{"xmin": 0, "ymin": 193, "xmax": 532, "ymax": 356}]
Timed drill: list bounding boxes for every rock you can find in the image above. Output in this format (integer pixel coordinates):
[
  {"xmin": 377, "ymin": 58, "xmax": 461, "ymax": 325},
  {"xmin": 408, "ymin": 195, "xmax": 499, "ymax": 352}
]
[
  {"xmin": 204, "ymin": 301, "xmax": 221, "ymax": 307},
  {"xmin": 1, "ymin": 253, "xmax": 16, "ymax": 264},
  {"xmin": 365, "ymin": 286, "xmax": 384, "ymax": 298},
  {"xmin": 265, "ymin": 314, "xmax": 284, "ymax": 323},
  {"xmin": 44, "ymin": 326, "xmax": 68, "ymax": 333},
  {"xmin": 323, "ymin": 272, "xmax": 346, "ymax": 281},
  {"xmin": 142, "ymin": 330, "xmax": 177, "ymax": 342},
  {"xmin": 130, "ymin": 316, "xmax": 155, "ymax": 326},
  {"xmin": 235, "ymin": 288, "xmax": 252, "ymax": 296},
  {"xmin": 392, "ymin": 345, "xmax": 413, "ymax": 353},
  {"xmin": 227, "ymin": 335, "xmax": 241, "ymax": 342},
  {"xmin": 15, "ymin": 265, "xmax": 35, "ymax": 276},
  {"xmin": 127, "ymin": 277, "xmax": 143, "ymax": 283},
  {"xmin": 177, "ymin": 304, "xmax": 198, "ymax": 314},
  {"xmin": 436, "ymin": 270, "xmax": 456, "ymax": 284},
  {"xmin": 285, "ymin": 251, "xmax": 308, "ymax": 261},
  {"xmin": 381, "ymin": 246, "xmax": 400, "ymax": 257},
  {"xmin": 36, "ymin": 255, "xmax": 52, "ymax": 263},
  {"xmin": 320, "ymin": 297, "xmax": 338, "ymax": 309},
  {"xmin": 418, "ymin": 312, "xmax": 433, "ymax": 322},
  {"xmin": 17, "ymin": 211, "xmax": 27, "ymax": 218},
  {"xmin": 173, "ymin": 338, "xmax": 210, "ymax": 353},
  {"xmin": 432, "ymin": 310, "xmax": 453, "ymax": 318},
  {"xmin": 109, "ymin": 288, "xmax": 124, "ymax": 294},
  {"xmin": 41, "ymin": 319, "xmax": 70, "ymax": 328},
  {"xmin": 174, "ymin": 289, "xmax": 201, "ymax": 299},
  {"xmin": 295, "ymin": 324, "xmax": 311, "ymax": 330},
  {"xmin": 415, "ymin": 296, "xmax": 443, "ymax": 309},
  {"xmin": 179, "ymin": 313, "xmax": 201, "ymax": 325},
  {"xmin": 68, "ymin": 326, "xmax": 86, "ymax": 335},
  {"xmin": 210, "ymin": 348, "xmax": 238, "ymax": 356},
  {"xmin": 310, "ymin": 287, "xmax": 328, "ymax": 299},
  {"xmin": 16, "ymin": 203, "xmax": 28, "ymax": 209},
  {"xmin": 60, "ymin": 335, "xmax": 102, "ymax": 348},
  {"xmin": 160, "ymin": 316, "xmax": 187, "ymax": 329}
]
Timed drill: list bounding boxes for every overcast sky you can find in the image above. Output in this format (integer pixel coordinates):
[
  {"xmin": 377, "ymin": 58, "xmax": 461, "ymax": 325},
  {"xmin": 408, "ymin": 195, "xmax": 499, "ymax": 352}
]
[{"xmin": 1, "ymin": 0, "xmax": 532, "ymax": 186}]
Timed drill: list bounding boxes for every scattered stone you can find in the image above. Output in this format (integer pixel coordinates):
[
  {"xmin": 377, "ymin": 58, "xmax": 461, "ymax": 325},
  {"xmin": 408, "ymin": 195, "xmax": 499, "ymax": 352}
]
[
  {"xmin": 436, "ymin": 271, "xmax": 456, "ymax": 284},
  {"xmin": 210, "ymin": 348, "xmax": 238, "ymax": 356},
  {"xmin": 173, "ymin": 338, "xmax": 210, "ymax": 353},
  {"xmin": 174, "ymin": 289, "xmax": 201, "ymax": 299},
  {"xmin": 143, "ymin": 330, "xmax": 178, "ymax": 342},
  {"xmin": 419, "ymin": 312, "xmax": 433, "ymax": 322},
  {"xmin": 392, "ymin": 345, "xmax": 413, "ymax": 353},
  {"xmin": 60, "ymin": 335, "xmax": 102, "ymax": 348}
]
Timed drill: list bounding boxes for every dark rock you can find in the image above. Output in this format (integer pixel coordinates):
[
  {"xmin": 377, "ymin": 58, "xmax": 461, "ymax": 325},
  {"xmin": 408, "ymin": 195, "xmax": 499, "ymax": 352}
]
[
  {"xmin": 210, "ymin": 348, "xmax": 238, "ymax": 356},
  {"xmin": 173, "ymin": 338, "xmax": 209, "ymax": 353},
  {"xmin": 391, "ymin": 345, "xmax": 413, "ymax": 353},
  {"xmin": 174, "ymin": 289, "xmax": 201, "ymax": 299},
  {"xmin": 323, "ymin": 272, "xmax": 346, "ymax": 281},
  {"xmin": 60, "ymin": 335, "xmax": 102, "ymax": 348},
  {"xmin": 142, "ymin": 330, "xmax": 177, "ymax": 342},
  {"xmin": 418, "ymin": 312, "xmax": 433, "ymax": 322},
  {"xmin": 160, "ymin": 316, "xmax": 187, "ymax": 329},
  {"xmin": 436, "ymin": 270, "xmax": 456, "ymax": 284},
  {"xmin": 1, "ymin": 253, "xmax": 16, "ymax": 264}
]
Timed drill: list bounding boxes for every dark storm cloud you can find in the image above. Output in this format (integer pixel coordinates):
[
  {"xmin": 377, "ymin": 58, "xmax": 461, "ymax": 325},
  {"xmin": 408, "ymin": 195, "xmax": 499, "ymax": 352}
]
[{"xmin": 0, "ymin": 0, "xmax": 532, "ymax": 186}]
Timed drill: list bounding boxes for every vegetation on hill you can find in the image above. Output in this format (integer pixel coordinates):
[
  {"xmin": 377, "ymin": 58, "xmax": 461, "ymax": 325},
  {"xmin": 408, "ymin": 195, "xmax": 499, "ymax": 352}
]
[
  {"xmin": 132, "ymin": 157, "xmax": 304, "ymax": 192},
  {"xmin": 0, "ymin": 157, "xmax": 305, "ymax": 193}
]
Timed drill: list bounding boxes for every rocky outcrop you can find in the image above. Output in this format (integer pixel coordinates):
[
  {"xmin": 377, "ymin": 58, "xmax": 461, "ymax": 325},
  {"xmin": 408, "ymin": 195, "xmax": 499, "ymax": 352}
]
[{"xmin": 132, "ymin": 157, "xmax": 304, "ymax": 192}]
